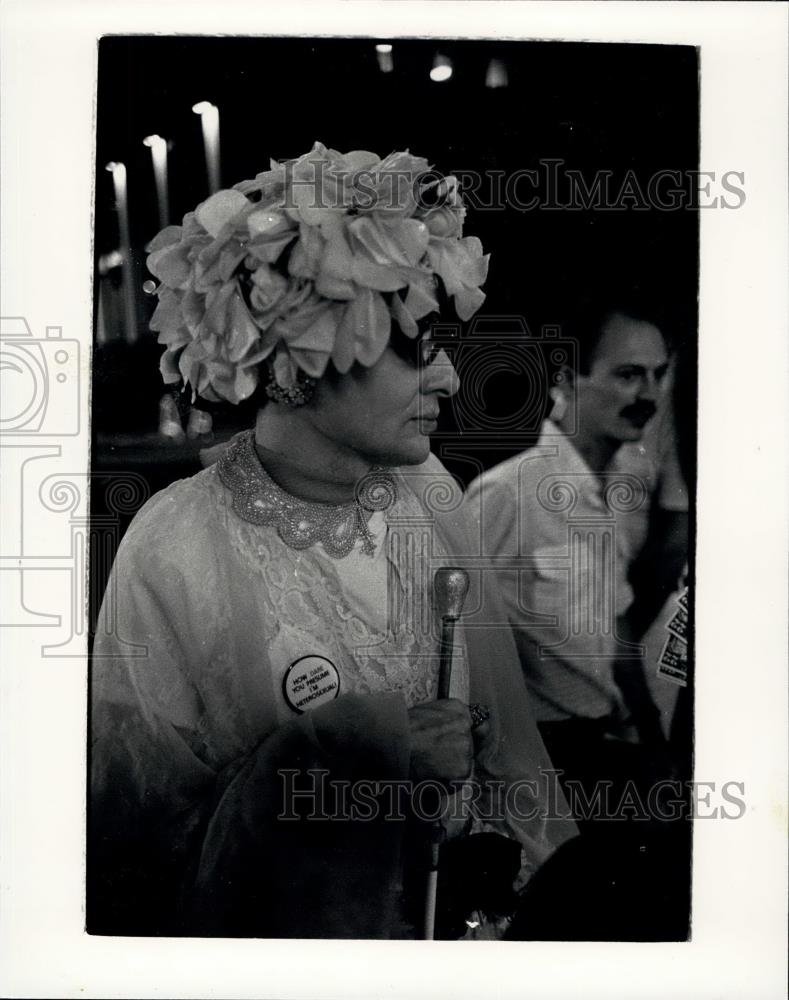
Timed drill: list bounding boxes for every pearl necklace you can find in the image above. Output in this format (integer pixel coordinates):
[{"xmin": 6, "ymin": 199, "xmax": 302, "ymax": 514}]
[{"xmin": 217, "ymin": 431, "xmax": 398, "ymax": 558}]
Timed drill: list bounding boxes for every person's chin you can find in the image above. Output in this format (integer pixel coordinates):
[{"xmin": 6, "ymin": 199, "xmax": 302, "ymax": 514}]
[
  {"xmin": 393, "ymin": 427, "xmax": 432, "ymax": 466},
  {"xmin": 399, "ymin": 437, "xmax": 432, "ymax": 465}
]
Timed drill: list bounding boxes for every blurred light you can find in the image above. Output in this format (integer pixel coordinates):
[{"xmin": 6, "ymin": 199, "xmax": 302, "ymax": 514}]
[
  {"xmin": 143, "ymin": 134, "xmax": 170, "ymax": 227},
  {"xmin": 430, "ymin": 54, "xmax": 453, "ymax": 83},
  {"xmin": 104, "ymin": 162, "xmax": 137, "ymax": 344},
  {"xmin": 106, "ymin": 161, "xmax": 127, "ymax": 196},
  {"xmin": 375, "ymin": 43, "xmax": 393, "ymax": 74},
  {"xmin": 192, "ymin": 101, "xmax": 221, "ymax": 193},
  {"xmin": 142, "ymin": 279, "xmax": 157, "ymax": 295},
  {"xmin": 485, "ymin": 58, "xmax": 508, "ymax": 89},
  {"xmin": 98, "ymin": 249, "xmax": 124, "ymax": 275}
]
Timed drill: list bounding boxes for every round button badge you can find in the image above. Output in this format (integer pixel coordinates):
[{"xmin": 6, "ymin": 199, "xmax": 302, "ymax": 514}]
[{"xmin": 282, "ymin": 655, "xmax": 341, "ymax": 714}]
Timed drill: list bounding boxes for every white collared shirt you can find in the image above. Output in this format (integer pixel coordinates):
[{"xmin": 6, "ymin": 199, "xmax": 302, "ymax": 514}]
[{"xmin": 466, "ymin": 420, "xmax": 661, "ymax": 722}]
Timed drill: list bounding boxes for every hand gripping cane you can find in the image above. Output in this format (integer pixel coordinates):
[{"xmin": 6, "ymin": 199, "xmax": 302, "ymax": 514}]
[{"xmin": 423, "ymin": 566, "xmax": 470, "ymax": 940}]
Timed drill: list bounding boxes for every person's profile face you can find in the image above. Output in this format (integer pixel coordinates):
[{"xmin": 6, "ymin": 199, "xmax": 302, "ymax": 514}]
[
  {"xmin": 307, "ymin": 325, "xmax": 460, "ymax": 467},
  {"xmin": 575, "ymin": 311, "xmax": 669, "ymax": 446}
]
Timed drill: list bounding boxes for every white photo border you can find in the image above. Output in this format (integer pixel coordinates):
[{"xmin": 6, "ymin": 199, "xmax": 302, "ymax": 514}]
[{"xmin": 1, "ymin": 2, "xmax": 787, "ymax": 997}]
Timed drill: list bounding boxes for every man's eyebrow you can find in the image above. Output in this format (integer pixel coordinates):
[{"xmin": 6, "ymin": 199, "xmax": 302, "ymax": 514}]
[{"xmin": 613, "ymin": 362, "xmax": 670, "ymax": 373}]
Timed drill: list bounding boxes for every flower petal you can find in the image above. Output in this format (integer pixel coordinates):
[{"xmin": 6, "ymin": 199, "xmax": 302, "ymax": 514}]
[
  {"xmin": 218, "ymin": 241, "xmax": 249, "ymax": 282},
  {"xmin": 453, "ymin": 286, "xmax": 486, "ymax": 322},
  {"xmin": 147, "ymin": 243, "xmax": 192, "ymax": 288},
  {"xmin": 245, "ymin": 231, "xmax": 297, "ymax": 265},
  {"xmin": 349, "ymin": 216, "xmax": 408, "ymax": 267},
  {"xmin": 202, "ymin": 281, "xmax": 236, "ymax": 337},
  {"xmin": 178, "ymin": 340, "xmax": 208, "ymax": 392},
  {"xmin": 286, "ymin": 304, "xmax": 337, "ymax": 354},
  {"xmin": 390, "ymin": 218, "xmax": 430, "ymax": 265},
  {"xmin": 289, "ymin": 348, "xmax": 332, "ymax": 379},
  {"xmin": 342, "ymin": 288, "xmax": 391, "ymax": 368},
  {"xmin": 404, "ymin": 279, "xmax": 439, "ymax": 320},
  {"xmin": 149, "ymin": 288, "xmax": 183, "ymax": 333},
  {"xmin": 146, "ymin": 225, "xmax": 182, "ymax": 253},
  {"xmin": 196, "ymin": 189, "xmax": 249, "ymax": 238},
  {"xmin": 273, "ymin": 347, "xmax": 298, "ymax": 388},
  {"xmin": 331, "ymin": 303, "xmax": 356, "ymax": 373},
  {"xmin": 391, "ymin": 293, "xmax": 418, "ymax": 338},
  {"xmin": 350, "ymin": 257, "xmax": 407, "ymax": 292},
  {"xmin": 159, "ymin": 348, "xmax": 183, "ymax": 384},
  {"xmin": 344, "ymin": 150, "xmax": 381, "ymax": 171},
  {"xmin": 247, "ymin": 208, "xmax": 294, "ymax": 237},
  {"xmin": 225, "ymin": 291, "xmax": 262, "ymax": 363},
  {"xmin": 288, "ymin": 223, "xmax": 325, "ymax": 279},
  {"xmin": 182, "ymin": 287, "xmax": 206, "ymax": 332},
  {"xmin": 316, "ymin": 216, "xmax": 356, "ymax": 298}
]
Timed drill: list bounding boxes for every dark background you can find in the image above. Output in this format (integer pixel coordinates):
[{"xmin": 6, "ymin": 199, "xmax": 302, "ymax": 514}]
[
  {"xmin": 91, "ymin": 35, "xmax": 698, "ymax": 622},
  {"xmin": 95, "ymin": 36, "xmax": 699, "ymax": 310}
]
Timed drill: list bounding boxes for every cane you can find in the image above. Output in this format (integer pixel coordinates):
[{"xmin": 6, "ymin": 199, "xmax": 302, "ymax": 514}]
[{"xmin": 424, "ymin": 566, "xmax": 470, "ymax": 940}]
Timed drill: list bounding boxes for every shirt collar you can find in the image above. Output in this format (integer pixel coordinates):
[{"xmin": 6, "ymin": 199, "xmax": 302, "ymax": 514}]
[{"xmin": 538, "ymin": 418, "xmax": 629, "ymax": 507}]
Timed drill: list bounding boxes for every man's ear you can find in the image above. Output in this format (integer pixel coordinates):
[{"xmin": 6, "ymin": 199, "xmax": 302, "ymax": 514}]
[{"xmin": 548, "ymin": 365, "xmax": 577, "ymax": 423}]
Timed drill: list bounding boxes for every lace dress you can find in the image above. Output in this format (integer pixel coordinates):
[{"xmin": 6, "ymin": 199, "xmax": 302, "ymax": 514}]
[
  {"xmin": 89, "ymin": 433, "xmax": 574, "ymax": 938},
  {"xmin": 213, "ymin": 430, "xmax": 469, "ymax": 722}
]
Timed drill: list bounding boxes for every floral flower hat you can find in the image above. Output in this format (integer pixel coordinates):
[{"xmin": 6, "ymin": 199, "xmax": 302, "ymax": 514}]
[{"xmin": 147, "ymin": 141, "xmax": 489, "ymax": 405}]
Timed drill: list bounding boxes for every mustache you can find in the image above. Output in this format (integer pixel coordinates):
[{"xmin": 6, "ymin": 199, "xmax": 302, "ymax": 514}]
[{"xmin": 620, "ymin": 401, "xmax": 657, "ymax": 422}]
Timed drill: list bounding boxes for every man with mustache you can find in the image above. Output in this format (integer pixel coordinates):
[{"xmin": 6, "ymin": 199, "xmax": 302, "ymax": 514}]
[{"xmin": 466, "ymin": 292, "xmax": 688, "ymax": 828}]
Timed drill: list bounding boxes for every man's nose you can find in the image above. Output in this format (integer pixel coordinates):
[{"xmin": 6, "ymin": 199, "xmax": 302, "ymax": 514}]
[
  {"xmin": 637, "ymin": 372, "xmax": 662, "ymax": 401},
  {"xmin": 422, "ymin": 348, "xmax": 460, "ymax": 398}
]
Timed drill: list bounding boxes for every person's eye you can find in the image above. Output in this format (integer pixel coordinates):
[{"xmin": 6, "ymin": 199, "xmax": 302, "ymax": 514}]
[{"xmin": 616, "ymin": 368, "xmax": 640, "ymax": 382}]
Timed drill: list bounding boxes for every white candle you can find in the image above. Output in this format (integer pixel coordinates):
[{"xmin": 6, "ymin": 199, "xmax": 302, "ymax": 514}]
[
  {"xmin": 430, "ymin": 54, "xmax": 453, "ymax": 83},
  {"xmin": 105, "ymin": 161, "xmax": 138, "ymax": 344},
  {"xmin": 485, "ymin": 59, "xmax": 508, "ymax": 89},
  {"xmin": 107, "ymin": 161, "xmax": 129, "ymax": 246},
  {"xmin": 375, "ymin": 43, "xmax": 393, "ymax": 74},
  {"xmin": 192, "ymin": 101, "xmax": 221, "ymax": 193},
  {"xmin": 143, "ymin": 134, "xmax": 170, "ymax": 228}
]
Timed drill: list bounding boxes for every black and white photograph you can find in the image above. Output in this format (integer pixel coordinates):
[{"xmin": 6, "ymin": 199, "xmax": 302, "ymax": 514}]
[
  {"xmin": 1, "ymin": 2, "xmax": 787, "ymax": 997},
  {"xmin": 89, "ymin": 34, "xmax": 699, "ymax": 942}
]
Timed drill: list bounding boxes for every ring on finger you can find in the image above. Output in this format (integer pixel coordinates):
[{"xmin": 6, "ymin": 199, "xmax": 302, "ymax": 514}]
[{"xmin": 469, "ymin": 703, "xmax": 491, "ymax": 729}]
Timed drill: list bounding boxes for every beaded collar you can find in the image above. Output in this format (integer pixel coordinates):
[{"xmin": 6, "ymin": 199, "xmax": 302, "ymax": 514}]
[{"xmin": 216, "ymin": 431, "xmax": 398, "ymax": 559}]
